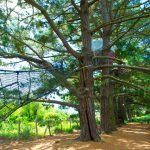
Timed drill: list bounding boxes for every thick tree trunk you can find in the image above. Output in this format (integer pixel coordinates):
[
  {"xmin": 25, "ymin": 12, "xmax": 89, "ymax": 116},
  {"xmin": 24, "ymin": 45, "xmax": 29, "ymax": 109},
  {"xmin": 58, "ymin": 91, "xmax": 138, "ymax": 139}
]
[
  {"xmin": 100, "ymin": 26, "xmax": 112, "ymax": 133},
  {"xmin": 100, "ymin": 0, "xmax": 114, "ymax": 134},
  {"xmin": 79, "ymin": 102, "xmax": 100, "ymax": 141},
  {"xmin": 113, "ymin": 98, "xmax": 120, "ymax": 126},
  {"xmin": 109, "ymin": 97, "xmax": 117, "ymax": 131},
  {"xmin": 113, "ymin": 97, "xmax": 124, "ymax": 126},
  {"xmin": 101, "ymin": 61, "xmax": 112, "ymax": 134},
  {"xmin": 109, "ymin": 72, "xmax": 117, "ymax": 131},
  {"xmin": 123, "ymin": 98, "xmax": 129, "ymax": 121},
  {"xmin": 77, "ymin": 0, "xmax": 100, "ymax": 141},
  {"xmin": 116, "ymin": 97, "xmax": 127, "ymax": 125},
  {"xmin": 78, "ymin": 67, "xmax": 100, "ymax": 141}
]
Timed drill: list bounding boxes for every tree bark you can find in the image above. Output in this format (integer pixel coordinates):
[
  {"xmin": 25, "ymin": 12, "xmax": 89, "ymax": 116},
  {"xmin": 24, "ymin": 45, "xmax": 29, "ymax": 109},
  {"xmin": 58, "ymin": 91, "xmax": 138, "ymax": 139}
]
[
  {"xmin": 109, "ymin": 87, "xmax": 117, "ymax": 131},
  {"xmin": 77, "ymin": 0, "xmax": 100, "ymax": 141},
  {"xmin": 100, "ymin": 0, "xmax": 113, "ymax": 134},
  {"xmin": 78, "ymin": 68, "xmax": 100, "ymax": 141}
]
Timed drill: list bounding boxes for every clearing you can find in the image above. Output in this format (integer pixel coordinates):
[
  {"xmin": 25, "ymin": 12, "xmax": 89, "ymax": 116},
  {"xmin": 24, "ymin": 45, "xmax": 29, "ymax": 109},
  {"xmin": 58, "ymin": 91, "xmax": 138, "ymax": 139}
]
[{"xmin": 0, "ymin": 123, "xmax": 150, "ymax": 150}]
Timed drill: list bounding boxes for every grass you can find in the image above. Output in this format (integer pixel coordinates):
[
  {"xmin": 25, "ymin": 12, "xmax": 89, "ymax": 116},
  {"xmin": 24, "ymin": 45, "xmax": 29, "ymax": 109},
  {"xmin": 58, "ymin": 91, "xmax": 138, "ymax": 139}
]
[
  {"xmin": 132, "ymin": 114, "xmax": 150, "ymax": 123},
  {"xmin": 0, "ymin": 121, "xmax": 80, "ymax": 140}
]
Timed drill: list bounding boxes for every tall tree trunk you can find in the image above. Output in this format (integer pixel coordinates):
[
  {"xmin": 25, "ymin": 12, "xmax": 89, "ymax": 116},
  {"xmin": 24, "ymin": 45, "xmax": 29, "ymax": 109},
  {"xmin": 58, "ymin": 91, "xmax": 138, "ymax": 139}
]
[
  {"xmin": 78, "ymin": 68, "xmax": 100, "ymax": 141},
  {"xmin": 113, "ymin": 98, "xmax": 120, "ymax": 126},
  {"xmin": 78, "ymin": 0, "xmax": 100, "ymax": 141},
  {"xmin": 100, "ymin": 0, "xmax": 113, "ymax": 133},
  {"xmin": 116, "ymin": 97, "xmax": 127, "ymax": 125},
  {"xmin": 109, "ymin": 85, "xmax": 117, "ymax": 131},
  {"xmin": 109, "ymin": 71, "xmax": 117, "ymax": 131},
  {"xmin": 101, "ymin": 62, "xmax": 111, "ymax": 133}
]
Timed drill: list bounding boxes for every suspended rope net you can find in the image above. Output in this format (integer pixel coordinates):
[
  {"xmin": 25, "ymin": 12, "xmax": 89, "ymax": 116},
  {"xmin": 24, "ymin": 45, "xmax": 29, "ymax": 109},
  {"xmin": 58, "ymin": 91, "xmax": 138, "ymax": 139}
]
[{"xmin": 0, "ymin": 69, "xmax": 59, "ymax": 121}]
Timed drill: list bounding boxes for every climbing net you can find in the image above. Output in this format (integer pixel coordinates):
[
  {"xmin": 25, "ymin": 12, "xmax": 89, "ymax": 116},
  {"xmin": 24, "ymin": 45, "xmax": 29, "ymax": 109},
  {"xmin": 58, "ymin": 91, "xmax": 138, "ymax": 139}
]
[{"xmin": 0, "ymin": 69, "xmax": 58, "ymax": 121}]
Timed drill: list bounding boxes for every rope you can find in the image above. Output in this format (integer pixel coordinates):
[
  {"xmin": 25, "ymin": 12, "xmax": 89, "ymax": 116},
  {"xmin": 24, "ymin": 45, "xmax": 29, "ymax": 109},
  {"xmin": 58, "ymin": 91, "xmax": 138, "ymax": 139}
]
[{"xmin": 0, "ymin": 69, "xmax": 59, "ymax": 121}]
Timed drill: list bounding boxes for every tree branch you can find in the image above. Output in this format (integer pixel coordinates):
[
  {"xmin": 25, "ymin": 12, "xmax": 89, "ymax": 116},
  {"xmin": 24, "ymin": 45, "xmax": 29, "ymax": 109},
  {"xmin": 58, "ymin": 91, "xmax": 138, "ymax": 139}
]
[
  {"xmin": 0, "ymin": 51, "xmax": 80, "ymax": 98},
  {"xmin": 24, "ymin": 37, "xmax": 68, "ymax": 53},
  {"xmin": 71, "ymin": 0, "xmax": 80, "ymax": 13},
  {"xmin": 6, "ymin": 32, "xmax": 44, "ymax": 60},
  {"xmin": 92, "ymin": 14, "xmax": 150, "ymax": 34},
  {"xmin": 33, "ymin": 98, "xmax": 79, "ymax": 109},
  {"xmin": 92, "ymin": 56, "xmax": 125, "ymax": 64},
  {"xmin": 110, "ymin": 18, "xmax": 140, "ymax": 47},
  {"xmin": 24, "ymin": 0, "xmax": 80, "ymax": 60},
  {"xmin": 99, "ymin": 75, "xmax": 150, "ymax": 94},
  {"xmin": 88, "ymin": 0, "xmax": 99, "ymax": 6},
  {"xmin": 42, "ymin": 61, "xmax": 80, "ymax": 98},
  {"xmin": 94, "ymin": 65, "xmax": 150, "ymax": 74},
  {"xmin": 113, "ymin": 93, "xmax": 148, "ymax": 106},
  {"xmin": 0, "ymin": 52, "xmax": 42, "ymax": 64}
]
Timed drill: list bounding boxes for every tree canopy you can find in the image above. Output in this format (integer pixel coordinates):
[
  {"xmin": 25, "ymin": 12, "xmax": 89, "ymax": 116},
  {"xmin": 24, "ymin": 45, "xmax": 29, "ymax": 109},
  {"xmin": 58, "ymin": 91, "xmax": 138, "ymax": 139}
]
[{"xmin": 0, "ymin": 0, "xmax": 150, "ymax": 141}]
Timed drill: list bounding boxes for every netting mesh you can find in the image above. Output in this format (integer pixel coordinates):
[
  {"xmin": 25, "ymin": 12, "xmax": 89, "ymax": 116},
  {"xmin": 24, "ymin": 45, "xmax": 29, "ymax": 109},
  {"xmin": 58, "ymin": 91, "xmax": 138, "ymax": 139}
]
[{"xmin": 0, "ymin": 70, "xmax": 58, "ymax": 121}]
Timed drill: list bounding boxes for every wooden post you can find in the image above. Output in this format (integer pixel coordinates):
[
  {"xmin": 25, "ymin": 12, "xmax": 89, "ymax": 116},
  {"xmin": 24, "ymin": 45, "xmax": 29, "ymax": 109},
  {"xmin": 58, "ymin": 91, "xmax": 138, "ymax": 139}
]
[
  {"xmin": 18, "ymin": 121, "xmax": 21, "ymax": 141},
  {"xmin": 60, "ymin": 120, "xmax": 63, "ymax": 132},
  {"xmin": 69, "ymin": 118, "xmax": 72, "ymax": 128},
  {"xmin": 44, "ymin": 126, "xmax": 48, "ymax": 137},
  {"xmin": 48, "ymin": 121, "xmax": 51, "ymax": 136},
  {"xmin": 35, "ymin": 119, "xmax": 38, "ymax": 139}
]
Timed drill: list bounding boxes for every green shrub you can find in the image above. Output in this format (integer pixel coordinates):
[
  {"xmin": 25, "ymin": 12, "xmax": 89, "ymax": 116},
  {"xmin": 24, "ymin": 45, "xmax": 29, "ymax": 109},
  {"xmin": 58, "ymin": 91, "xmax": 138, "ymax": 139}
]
[
  {"xmin": 0, "ymin": 123, "xmax": 2, "ymax": 129},
  {"xmin": 124, "ymin": 120, "xmax": 129, "ymax": 124},
  {"xmin": 20, "ymin": 127, "xmax": 31, "ymax": 139},
  {"xmin": 96, "ymin": 119, "xmax": 100, "ymax": 124},
  {"xmin": 0, "ymin": 132, "xmax": 18, "ymax": 140},
  {"xmin": 63, "ymin": 128, "xmax": 73, "ymax": 133},
  {"xmin": 54, "ymin": 127, "xmax": 62, "ymax": 134},
  {"xmin": 132, "ymin": 114, "xmax": 150, "ymax": 123},
  {"xmin": 72, "ymin": 124, "xmax": 80, "ymax": 130}
]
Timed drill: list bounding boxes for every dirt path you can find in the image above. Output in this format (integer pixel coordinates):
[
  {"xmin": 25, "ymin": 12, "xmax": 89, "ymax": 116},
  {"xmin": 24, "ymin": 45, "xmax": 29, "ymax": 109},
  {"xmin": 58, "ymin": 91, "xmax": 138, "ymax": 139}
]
[{"xmin": 0, "ymin": 123, "xmax": 150, "ymax": 150}]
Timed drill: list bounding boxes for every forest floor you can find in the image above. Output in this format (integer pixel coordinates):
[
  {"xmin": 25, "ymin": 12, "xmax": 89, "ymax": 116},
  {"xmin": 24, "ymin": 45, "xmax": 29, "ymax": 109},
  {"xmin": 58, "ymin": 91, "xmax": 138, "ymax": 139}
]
[{"xmin": 0, "ymin": 123, "xmax": 150, "ymax": 150}]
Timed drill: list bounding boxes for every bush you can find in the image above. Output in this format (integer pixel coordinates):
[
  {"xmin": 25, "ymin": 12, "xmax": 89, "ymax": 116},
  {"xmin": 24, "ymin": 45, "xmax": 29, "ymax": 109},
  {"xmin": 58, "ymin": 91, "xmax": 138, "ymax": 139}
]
[
  {"xmin": 20, "ymin": 127, "xmax": 31, "ymax": 139},
  {"xmin": 54, "ymin": 127, "xmax": 62, "ymax": 134},
  {"xmin": 132, "ymin": 114, "xmax": 150, "ymax": 123},
  {"xmin": 72, "ymin": 124, "xmax": 80, "ymax": 130},
  {"xmin": 0, "ymin": 123, "xmax": 2, "ymax": 129},
  {"xmin": 63, "ymin": 128, "xmax": 73, "ymax": 133}
]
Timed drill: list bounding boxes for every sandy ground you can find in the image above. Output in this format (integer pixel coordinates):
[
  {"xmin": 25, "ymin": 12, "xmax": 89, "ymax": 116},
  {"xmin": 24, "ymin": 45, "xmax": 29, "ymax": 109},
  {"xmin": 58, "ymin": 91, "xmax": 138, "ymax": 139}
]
[{"xmin": 0, "ymin": 123, "xmax": 150, "ymax": 150}]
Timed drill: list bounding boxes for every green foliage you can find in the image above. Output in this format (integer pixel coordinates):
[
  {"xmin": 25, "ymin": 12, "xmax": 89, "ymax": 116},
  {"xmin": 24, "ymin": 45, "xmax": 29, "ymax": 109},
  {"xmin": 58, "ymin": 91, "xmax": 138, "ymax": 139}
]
[
  {"xmin": 72, "ymin": 124, "xmax": 80, "ymax": 130},
  {"xmin": 44, "ymin": 112, "xmax": 62, "ymax": 127},
  {"xmin": 70, "ymin": 114, "xmax": 79, "ymax": 120},
  {"xmin": 0, "ymin": 119, "xmax": 80, "ymax": 139},
  {"xmin": 132, "ymin": 114, "xmax": 150, "ymax": 123},
  {"xmin": 63, "ymin": 128, "xmax": 73, "ymax": 133},
  {"xmin": 0, "ymin": 121, "xmax": 18, "ymax": 139},
  {"xmin": 54, "ymin": 127, "xmax": 62, "ymax": 134},
  {"xmin": 0, "ymin": 0, "xmax": 149, "ymax": 142},
  {"xmin": 20, "ymin": 127, "xmax": 31, "ymax": 139},
  {"xmin": 0, "ymin": 102, "xmax": 80, "ymax": 139}
]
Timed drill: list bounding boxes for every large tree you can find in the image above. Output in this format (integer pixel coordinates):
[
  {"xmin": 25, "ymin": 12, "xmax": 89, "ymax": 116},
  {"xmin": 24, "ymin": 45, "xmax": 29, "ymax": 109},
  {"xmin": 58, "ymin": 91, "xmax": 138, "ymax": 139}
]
[{"xmin": 0, "ymin": 0, "xmax": 150, "ymax": 141}]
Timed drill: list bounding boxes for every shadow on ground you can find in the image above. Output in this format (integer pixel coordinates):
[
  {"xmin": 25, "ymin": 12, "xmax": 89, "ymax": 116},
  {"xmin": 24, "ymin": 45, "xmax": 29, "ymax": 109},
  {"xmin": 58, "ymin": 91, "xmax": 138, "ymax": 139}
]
[{"xmin": 0, "ymin": 123, "xmax": 150, "ymax": 150}]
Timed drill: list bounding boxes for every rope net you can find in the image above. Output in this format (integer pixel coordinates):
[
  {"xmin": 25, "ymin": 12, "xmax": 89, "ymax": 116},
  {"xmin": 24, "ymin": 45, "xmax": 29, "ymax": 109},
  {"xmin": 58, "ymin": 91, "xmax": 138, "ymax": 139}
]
[{"xmin": 0, "ymin": 69, "xmax": 58, "ymax": 121}]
